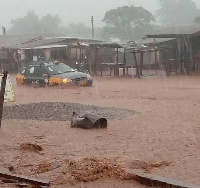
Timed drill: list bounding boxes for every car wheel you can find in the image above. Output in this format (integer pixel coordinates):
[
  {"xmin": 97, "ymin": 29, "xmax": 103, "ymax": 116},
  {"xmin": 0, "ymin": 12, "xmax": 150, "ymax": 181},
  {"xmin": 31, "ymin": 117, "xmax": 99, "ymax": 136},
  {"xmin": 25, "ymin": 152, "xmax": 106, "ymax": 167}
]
[{"xmin": 86, "ymin": 80, "xmax": 93, "ymax": 87}]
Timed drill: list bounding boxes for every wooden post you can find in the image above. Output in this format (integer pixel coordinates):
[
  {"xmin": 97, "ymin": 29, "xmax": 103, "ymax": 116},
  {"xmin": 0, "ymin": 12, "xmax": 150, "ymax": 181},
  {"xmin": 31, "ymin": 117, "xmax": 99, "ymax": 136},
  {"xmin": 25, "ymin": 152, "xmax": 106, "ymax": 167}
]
[
  {"xmin": 94, "ymin": 47, "xmax": 98, "ymax": 75},
  {"xmin": 180, "ymin": 37, "xmax": 184, "ymax": 74},
  {"xmin": 69, "ymin": 46, "xmax": 71, "ymax": 63},
  {"xmin": 0, "ymin": 171, "xmax": 50, "ymax": 187},
  {"xmin": 79, "ymin": 47, "xmax": 82, "ymax": 63},
  {"xmin": 91, "ymin": 16, "xmax": 94, "ymax": 39},
  {"xmin": 154, "ymin": 38, "xmax": 158, "ymax": 75},
  {"xmin": 110, "ymin": 64, "xmax": 112, "ymax": 76},
  {"xmin": 100, "ymin": 63, "xmax": 103, "ymax": 76},
  {"xmin": 88, "ymin": 47, "xmax": 92, "ymax": 74},
  {"xmin": 116, "ymin": 47, "xmax": 119, "ymax": 76},
  {"xmin": 81, "ymin": 47, "xmax": 84, "ymax": 62},
  {"xmin": 140, "ymin": 50, "xmax": 144, "ymax": 76},
  {"xmin": 133, "ymin": 51, "xmax": 140, "ymax": 79},
  {"xmin": 123, "ymin": 48, "xmax": 126, "ymax": 76},
  {"xmin": 0, "ymin": 70, "xmax": 8, "ymax": 128},
  {"xmin": 75, "ymin": 47, "xmax": 78, "ymax": 62}
]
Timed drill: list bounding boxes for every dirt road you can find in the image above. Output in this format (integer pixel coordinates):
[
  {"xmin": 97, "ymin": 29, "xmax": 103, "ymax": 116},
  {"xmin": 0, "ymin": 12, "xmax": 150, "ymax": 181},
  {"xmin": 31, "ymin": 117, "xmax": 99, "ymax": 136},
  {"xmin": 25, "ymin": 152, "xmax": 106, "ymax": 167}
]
[{"xmin": 0, "ymin": 74, "xmax": 200, "ymax": 187}]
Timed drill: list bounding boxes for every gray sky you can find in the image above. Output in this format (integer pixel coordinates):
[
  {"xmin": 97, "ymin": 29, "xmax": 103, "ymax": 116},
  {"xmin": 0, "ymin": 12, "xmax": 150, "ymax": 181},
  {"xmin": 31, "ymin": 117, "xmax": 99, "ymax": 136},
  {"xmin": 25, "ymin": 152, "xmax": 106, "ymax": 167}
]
[{"xmin": 0, "ymin": 0, "xmax": 200, "ymax": 29}]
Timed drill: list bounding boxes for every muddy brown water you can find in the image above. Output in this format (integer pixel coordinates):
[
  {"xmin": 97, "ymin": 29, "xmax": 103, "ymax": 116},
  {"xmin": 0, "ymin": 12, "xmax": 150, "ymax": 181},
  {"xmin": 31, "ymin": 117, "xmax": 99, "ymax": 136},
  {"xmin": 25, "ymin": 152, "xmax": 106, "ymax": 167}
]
[{"xmin": 1, "ymin": 74, "xmax": 200, "ymax": 187}]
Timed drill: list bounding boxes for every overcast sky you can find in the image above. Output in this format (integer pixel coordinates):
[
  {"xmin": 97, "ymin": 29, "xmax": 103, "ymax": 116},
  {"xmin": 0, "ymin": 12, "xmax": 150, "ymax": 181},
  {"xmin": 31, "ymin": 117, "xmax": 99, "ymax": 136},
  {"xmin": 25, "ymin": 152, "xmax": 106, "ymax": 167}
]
[{"xmin": 0, "ymin": 0, "xmax": 200, "ymax": 29}]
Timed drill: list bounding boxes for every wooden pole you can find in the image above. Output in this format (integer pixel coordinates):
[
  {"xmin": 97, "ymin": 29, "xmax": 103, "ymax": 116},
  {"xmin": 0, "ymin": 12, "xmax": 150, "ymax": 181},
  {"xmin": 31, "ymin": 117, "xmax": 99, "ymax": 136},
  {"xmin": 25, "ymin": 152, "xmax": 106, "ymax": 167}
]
[
  {"xmin": 88, "ymin": 47, "xmax": 92, "ymax": 74},
  {"xmin": 81, "ymin": 47, "xmax": 84, "ymax": 62},
  {"xmin": 134, "ymin": 171, "xmax": 200, "ymax": 188},
  {"xmin": 68, "ymin": 47, "xmax": 71, "ymax": 65},
  {"xmin": 133, "ymin": 51, "xmax": 140, "ymax": 79},
  {"xmin": 76, "ymin": 47, "xmax": 78, "ymax": 62},
  {"xmin": 79, "ymin": 47, "xmax": 81, "ymax": 63},
  {"xmin": 116, "ymin": 47, "xmax": 119, "ymax": 76},
  {"xmin": 153, "ymin": 38, "xmax": 158, "ymax": 75},
  {"xmin": 123, "ymin": 48, "xmax": 126, "ymax": 76},
  {"xmin": 0, "ymin": 171, "xmax": 50, "ymax": 187},
  {"xmin": 91, "ymin": 16, "xmax": 94, "ymax": 39},
  {"xmin": 180, "ymin": 37, "xmax": 184, "ymax": 74},
  {"xmin": 140, "ymin": 51, "xmax": 144, "ymax": 76},
  {"xmin": 0, "ymin": 70, "xmax": 8, "ymax": 128},
  {"xmin": 94, "ymin": 47, "xmax": 98, "ymax": 75}
]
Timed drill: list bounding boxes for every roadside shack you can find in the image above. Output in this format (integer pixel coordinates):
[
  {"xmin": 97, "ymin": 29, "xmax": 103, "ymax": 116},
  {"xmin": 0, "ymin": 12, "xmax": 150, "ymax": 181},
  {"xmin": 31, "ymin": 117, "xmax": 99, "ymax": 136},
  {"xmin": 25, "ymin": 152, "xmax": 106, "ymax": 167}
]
[
  {"xmin": 147, "ymin": 25, "xmax": 200, "ymax": 75},
  {"xmin": 89, "ymin": 42, "xmax": 123, "ymax": 76}
]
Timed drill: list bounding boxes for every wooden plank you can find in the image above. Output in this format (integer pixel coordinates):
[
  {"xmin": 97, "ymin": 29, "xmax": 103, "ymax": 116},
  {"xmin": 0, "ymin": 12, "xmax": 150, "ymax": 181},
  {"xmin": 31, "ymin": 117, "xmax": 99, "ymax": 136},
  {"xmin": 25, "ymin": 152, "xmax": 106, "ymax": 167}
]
[
  {"xmin": 134, "ymin": 172, "xmax": 200, "ymax": 188},
  {"xmin": 0, "ymin": 171, "xmax": 50, "ymax": 187},
  {"xmin": 0, "ymin": 71, "xmax": 7, "ymax": 128}
]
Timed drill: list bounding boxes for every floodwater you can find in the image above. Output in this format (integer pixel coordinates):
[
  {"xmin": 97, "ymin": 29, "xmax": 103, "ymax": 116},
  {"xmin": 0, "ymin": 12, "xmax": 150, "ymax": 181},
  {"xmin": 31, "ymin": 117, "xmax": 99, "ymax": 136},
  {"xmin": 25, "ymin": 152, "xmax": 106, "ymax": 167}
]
[{"xmin": 0, "ymin": 74, "xmax": 200, "ymax": 187}]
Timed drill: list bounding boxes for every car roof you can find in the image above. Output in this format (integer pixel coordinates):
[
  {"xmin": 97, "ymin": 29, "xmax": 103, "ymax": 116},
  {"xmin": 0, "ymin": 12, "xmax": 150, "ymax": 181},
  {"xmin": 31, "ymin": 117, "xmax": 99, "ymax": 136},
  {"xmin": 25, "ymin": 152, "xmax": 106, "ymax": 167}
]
[{"xmin": 28, "ymin": 61, "xmax": 64, "ymax": 67}]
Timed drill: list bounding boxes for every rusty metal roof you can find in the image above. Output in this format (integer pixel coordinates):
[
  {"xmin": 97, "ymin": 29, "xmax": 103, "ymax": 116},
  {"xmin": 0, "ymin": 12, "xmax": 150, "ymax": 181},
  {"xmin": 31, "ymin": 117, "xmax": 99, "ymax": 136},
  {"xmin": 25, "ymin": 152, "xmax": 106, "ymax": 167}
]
[
  {"xmin": 89, "ymin": 42, "xmax": 123, "ymax": 48},
  {"xmin": 136, "ymin": 38, "xmax": 176, "ymax": 45},
  {"xmin": 0, "ymin": 35, "xmax": 44, "ymax": 49},
  {"xmin": 147, "ymin": 25, "xmax": 200, "ymax": 38},
  {"xmin": 22, "ymin": 44, "xmax": 68, "ymax": 50},
  {"xmin": 0, "ymin": 35, "xmax": 79, "ymax": 49},
  {"xmin": 19, "ymin": 37, "xmax": 78, "ymax": 49}
]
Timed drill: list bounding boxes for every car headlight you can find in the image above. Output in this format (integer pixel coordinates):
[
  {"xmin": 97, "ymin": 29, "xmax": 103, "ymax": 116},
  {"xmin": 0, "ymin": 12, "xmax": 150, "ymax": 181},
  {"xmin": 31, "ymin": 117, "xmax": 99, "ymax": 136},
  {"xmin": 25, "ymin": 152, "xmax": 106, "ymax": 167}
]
[
  {"xmin": 63, "ymin": 78, "xmax": 72, "ymax": 83},
  {"xmin": 87, "ymin": 74, "xmax": 92, "ymax": 79}
]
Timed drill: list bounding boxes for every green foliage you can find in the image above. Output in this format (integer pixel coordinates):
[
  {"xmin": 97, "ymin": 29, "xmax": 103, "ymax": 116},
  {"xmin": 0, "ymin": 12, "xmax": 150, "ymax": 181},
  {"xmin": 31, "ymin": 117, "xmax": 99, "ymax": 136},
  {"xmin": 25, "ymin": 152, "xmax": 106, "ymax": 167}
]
[
  {"xmin": 66, "ymin": 23, "xmax": 103, "ymax": 39},
  {"xmin": 40, "ymin": 14, "xmax": 61, "ymax": 34},
  {"xmin": 9, "ymin": 11, "xmax": 41, "ymax": 34},
  {"xmin": 157, "ymin": 0, "xmax": 200, "ymax": 26},
  {"xmin": 67, "ymin": 23, "xmax": 91, "ymax": 38},
  {"xmin": 9, "ymin": 11, "xmax": 63, "ymax": 35},
  {"xmin": 194, "ymin": 16, "xmax": 200, "ymax": 24},
  {"xmin": 102, "ymin": 6, "xmax": 155, "ymax": 40}
]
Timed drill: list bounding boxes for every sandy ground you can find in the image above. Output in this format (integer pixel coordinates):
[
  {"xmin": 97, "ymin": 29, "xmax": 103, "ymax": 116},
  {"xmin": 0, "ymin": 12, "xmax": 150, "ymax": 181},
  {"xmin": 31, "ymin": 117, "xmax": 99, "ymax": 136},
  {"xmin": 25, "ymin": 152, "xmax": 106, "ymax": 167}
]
[{"xmin": 1, "ymin": 72, "xmax": 200, "ymax": 187}]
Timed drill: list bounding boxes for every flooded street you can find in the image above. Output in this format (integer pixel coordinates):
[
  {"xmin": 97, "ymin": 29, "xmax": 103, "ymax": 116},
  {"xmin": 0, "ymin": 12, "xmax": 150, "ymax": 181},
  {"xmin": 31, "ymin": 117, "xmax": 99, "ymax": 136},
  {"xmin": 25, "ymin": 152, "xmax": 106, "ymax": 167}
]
[
  {"xmin": 0, "ymin": 74, "xmax": 200, "ymax": 187},
  {"xmin": 1, "ymin": 0, "xmax": 200, "ymax": 187}
]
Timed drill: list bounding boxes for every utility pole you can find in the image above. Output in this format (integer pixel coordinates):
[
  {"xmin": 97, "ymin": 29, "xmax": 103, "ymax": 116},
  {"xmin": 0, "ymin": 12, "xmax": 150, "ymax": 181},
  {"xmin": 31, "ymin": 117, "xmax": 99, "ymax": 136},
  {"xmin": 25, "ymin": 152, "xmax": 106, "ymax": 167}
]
[
  {"xmin": 2, "ymin": 26, "xmax": 6, "ymax": 35},
  {"xmin": 91, "ymin": 16, "xmax": 94, "ymax": 39}
]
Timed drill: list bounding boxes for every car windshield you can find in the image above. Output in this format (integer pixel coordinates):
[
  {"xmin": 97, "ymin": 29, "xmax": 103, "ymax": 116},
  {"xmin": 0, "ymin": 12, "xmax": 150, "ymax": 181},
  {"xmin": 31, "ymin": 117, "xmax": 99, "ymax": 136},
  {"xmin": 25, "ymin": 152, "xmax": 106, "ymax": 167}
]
[{"xmin": 46, "ymin": 64, "xmax": 75, "ymax": 75}]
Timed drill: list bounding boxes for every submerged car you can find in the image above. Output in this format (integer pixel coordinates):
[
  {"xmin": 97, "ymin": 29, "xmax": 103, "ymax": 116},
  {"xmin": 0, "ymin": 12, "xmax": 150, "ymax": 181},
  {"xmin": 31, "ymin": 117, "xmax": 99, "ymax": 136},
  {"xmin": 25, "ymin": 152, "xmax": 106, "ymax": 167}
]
[{"xmin": 16, "ymin": 61, "xmax": 93, "ymax": 86}]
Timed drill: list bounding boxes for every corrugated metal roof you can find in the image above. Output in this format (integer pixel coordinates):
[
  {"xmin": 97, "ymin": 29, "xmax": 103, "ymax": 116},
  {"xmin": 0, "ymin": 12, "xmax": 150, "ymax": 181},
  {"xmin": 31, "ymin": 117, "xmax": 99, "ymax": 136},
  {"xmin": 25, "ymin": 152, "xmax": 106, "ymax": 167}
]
[
  {"xmin": 136, "ymin": 38, "xmax": 176, "ymax": 45},
  {"xmin": 89, "ymin": 42, "xmax": 123, "ymax": 48},
  {"xmin": 147, "ymin": 25, "xmax": 200, "ymax": 38},
  {"xmin": 19, "ymin": 38, "xmax": 74, "ymax": 49},
  {"xmin": 22, "ymin": 44, "xmax": 68, "ymax": 50},
  {"xmin": 0, "ymin": 35, "xmax": 43, "ymax": 49},
  {"xmin": 0, "ymin": 36, "xmax": 79, "ymax": 49}
]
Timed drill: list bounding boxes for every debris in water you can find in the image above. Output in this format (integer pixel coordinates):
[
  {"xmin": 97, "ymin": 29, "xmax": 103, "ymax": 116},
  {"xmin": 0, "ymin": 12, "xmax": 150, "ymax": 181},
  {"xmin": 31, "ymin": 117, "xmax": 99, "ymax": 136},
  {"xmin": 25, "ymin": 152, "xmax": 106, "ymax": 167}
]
[{"xmin": 20, "ymin": 143, "xmax": 43, "ymax": 152}]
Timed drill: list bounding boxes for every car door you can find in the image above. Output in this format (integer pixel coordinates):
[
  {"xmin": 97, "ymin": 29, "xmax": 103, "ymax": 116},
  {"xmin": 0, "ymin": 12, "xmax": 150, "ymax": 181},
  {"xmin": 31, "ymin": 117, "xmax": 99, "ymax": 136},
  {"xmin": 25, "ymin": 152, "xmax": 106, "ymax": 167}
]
[
  {"xmin": 24, "ymin": 66, "xmax": 49, "ymax": 85},
  {"xmin": 16, "ymin": 68, "xmax": 26, "ymax": 84},
  {"xmin": 34, "ymin": 66, "xmax": 50, "ymax": 85},
  {"xmin": 24, "ymin": 66, "xmax": 35, "ymax": 84}
]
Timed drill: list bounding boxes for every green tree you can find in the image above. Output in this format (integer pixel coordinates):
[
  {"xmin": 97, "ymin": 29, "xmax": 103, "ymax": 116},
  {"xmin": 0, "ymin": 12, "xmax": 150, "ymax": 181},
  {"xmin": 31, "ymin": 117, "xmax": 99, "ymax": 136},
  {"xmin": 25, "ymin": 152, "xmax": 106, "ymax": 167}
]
[
  {"xmin": 102, "ymin": 6, "xmax": 155, "ymax": 40},
  {"xmin": 157, "ymin": 0, "xmax": 200, "ymax": 26},
  {"xmin": 67, "ymin": 23, "xmax": 92, "ymax": 38},
  {"xmin": 40, "ymin": 14, "xmax": 61, "ymax": 34},
  {"xmin": 9, "ymin": 11, "xmax": 41, "ymax": 35},
  {"xmin": 8, "ymin": 11, "xmax": 64, "ymax": 35},
  {"xmin": 194, "ymin": 16, "xmax": 200, "ymax": 24}
]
